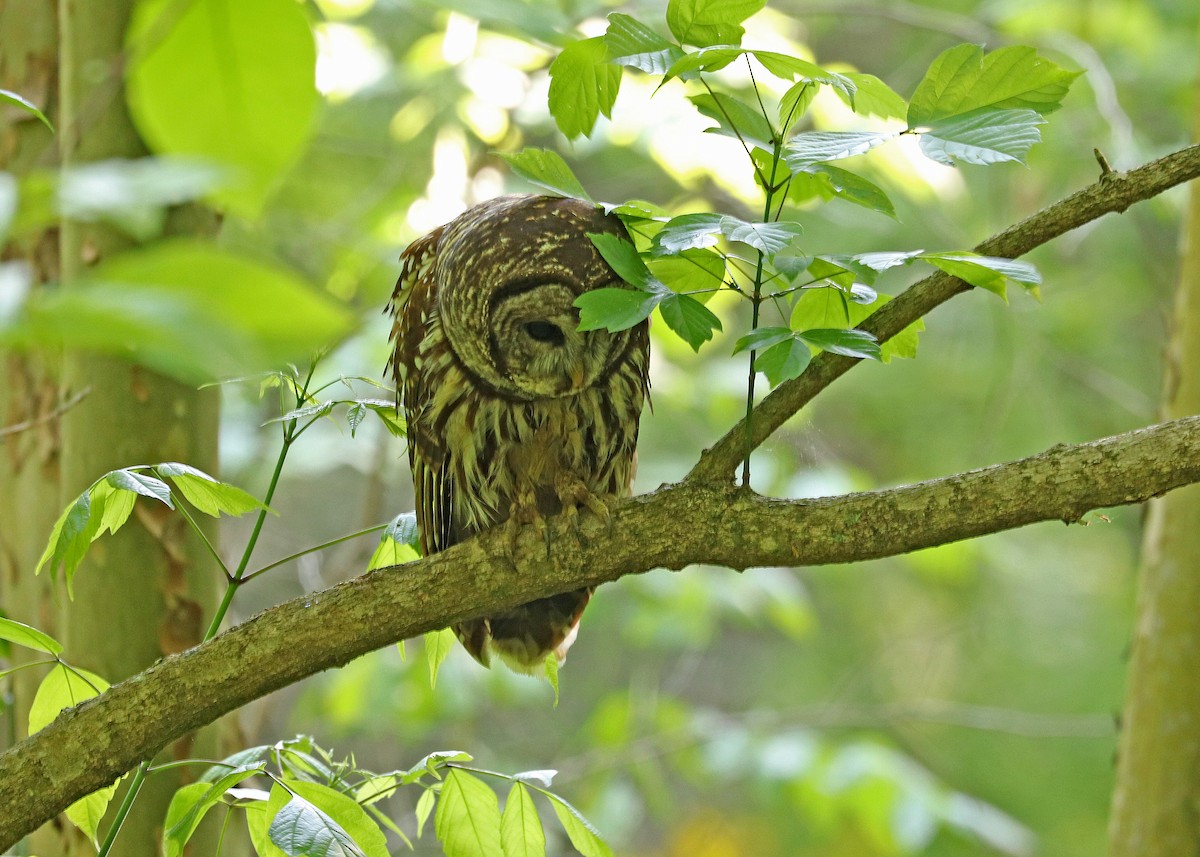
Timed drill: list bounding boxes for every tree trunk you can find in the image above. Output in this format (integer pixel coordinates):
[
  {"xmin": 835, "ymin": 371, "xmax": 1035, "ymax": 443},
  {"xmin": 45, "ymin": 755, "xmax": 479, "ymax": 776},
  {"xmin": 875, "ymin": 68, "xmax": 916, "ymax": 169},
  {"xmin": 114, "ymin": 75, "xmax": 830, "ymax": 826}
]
[
  {"xmin": 0, "ymin": 0, "xmax": 62, "ymax": 770},
  {"xmin": 1107, "ymin": 25, "xmax": 1200, "ymax": 857},
  {"xmin": 40, "ymin": 1, "xmax": 224, "ymax": 854}
]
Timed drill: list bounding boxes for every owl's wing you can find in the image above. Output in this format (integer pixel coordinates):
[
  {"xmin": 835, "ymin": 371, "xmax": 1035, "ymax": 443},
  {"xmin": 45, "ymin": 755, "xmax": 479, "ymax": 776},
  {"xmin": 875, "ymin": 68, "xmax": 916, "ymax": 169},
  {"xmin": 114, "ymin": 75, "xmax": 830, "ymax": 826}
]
[{"xmin": 388, "ymin": 227, "xmax": 458, "ymax": 558}]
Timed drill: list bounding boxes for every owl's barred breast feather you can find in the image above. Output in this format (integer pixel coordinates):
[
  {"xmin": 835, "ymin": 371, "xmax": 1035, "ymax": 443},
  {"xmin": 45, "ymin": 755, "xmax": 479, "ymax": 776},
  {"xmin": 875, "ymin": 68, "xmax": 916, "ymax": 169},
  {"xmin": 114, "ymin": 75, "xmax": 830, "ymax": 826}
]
[{"xmin": 387, "ymin": 195, "xmax": 650, "ymax": 674}]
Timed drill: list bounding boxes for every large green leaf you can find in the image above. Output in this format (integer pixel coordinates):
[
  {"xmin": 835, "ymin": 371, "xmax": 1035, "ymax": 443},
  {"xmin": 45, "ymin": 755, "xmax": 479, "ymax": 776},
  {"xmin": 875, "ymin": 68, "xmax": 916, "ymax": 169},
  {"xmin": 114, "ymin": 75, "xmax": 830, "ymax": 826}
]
[
  {"xmin": 155, "ymin": 462, "xmax": 265, "ymax": 517},
  {"xmin": 248, "ymin": 781, "xmax": 389, "ymax": 857},
  {"xmin": 435, "ymin": 769, "xmax": 503, "ymax": 857},
  {"xmin": 690, "ymin": 92, "xmax": 775, "ymax": 149},
  {"xmin": 0, "ymin": 617, "xmax": 64, "ymax": 656},
  {"xmin": 604, "ymin": 13, "xmax": 683, "ymax": 74},
  {"xmin": 657, "ymin": 293, "xmax": 721, "ymax": 351},
  {"xmin": 29, "ymin": 665, "xmax": 117, "ymax": 845},
  {"xmin": 908, "ymin": 44, "xmax": 1080, "ymax": 127},
  {"xmin": 548, "ymin": 37, "xmax": 621, "ymax": 140},
  {"xmin": 498, "ymin": 149, "xmax": 592, "ymax": 201},
  {"xmin": 919, "ymin": 108, "xmax": 1044, "ymax": 166},
  {"xmin": 163, "ymin": 765, "xmax": 264, "ymax": 857},
  {"xmin": 501, "ymin": 783, "xmax": 546, "ymax": 857},
  {"xmin": 666, "ymin": 0, "xmax": 767, "ymax": 47},
  {"xmin": 125, "ymin": 0, "xmax": 318, "ymax": 217},
  {"xmin": 784, "ymin": 131, "xmax": 899, "ymax": 169},
  {"xmin": 5, "ymin": 240, "xmax": 354, "ymax": 384}
]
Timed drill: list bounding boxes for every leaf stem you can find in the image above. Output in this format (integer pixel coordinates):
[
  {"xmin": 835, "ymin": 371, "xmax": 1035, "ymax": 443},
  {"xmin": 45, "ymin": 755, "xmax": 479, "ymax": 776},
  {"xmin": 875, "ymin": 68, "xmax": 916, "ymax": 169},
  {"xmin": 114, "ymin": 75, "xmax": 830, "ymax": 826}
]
[
  {"xmin": 96, "ymin": 762, "xmax": 147, "ymax": 857},
  {"xmin": 240, "ymin": 522, "xmax": 389, "ymax": 584}
]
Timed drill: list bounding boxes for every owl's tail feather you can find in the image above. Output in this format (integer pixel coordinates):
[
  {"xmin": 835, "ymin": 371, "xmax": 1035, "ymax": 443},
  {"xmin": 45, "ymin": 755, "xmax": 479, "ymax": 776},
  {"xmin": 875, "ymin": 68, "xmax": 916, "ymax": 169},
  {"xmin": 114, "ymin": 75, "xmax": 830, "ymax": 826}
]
[{"xmin": 454, "ymin": 587, "xmax": 593, "ymax": 676}]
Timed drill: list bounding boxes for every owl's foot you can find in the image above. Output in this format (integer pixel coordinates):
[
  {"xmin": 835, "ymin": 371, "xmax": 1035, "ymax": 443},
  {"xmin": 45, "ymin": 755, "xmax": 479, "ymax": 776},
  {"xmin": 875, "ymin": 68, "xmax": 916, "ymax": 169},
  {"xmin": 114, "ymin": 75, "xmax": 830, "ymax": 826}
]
[
  {"xmin": 554, "ymin": 474, "xmax": 614, "ymax": 540},
  {"xmin": 507, "ymin": 493, "xmax": 552, "ymax": 559}
]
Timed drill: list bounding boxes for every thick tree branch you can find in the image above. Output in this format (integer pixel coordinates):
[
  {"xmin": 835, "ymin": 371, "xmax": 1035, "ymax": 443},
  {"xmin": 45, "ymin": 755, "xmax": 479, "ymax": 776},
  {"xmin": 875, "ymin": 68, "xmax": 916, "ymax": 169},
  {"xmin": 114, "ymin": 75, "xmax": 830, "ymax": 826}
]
[
  {"xmin": 689, "ymin": 143, "xmax": 1200, "ymax": 483},
  {"xmin": 3, "ymin": 414, "xmax": 1200, "ymax": 848}
]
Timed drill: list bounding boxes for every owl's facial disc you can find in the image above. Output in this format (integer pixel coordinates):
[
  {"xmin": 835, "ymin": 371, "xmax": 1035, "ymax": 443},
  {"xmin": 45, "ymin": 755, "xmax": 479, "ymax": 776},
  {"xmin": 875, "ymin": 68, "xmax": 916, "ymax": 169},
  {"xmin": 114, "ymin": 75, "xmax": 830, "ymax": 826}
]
[{"xmin": 489, "ymin": 283, "xmax": 611, "ymax": 399}]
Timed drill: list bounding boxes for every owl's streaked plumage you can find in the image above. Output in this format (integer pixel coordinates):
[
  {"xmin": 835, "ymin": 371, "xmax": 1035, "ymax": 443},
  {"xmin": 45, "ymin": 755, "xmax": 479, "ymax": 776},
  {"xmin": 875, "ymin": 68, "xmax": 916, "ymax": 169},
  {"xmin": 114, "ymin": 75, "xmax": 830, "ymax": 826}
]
[{"xmin": 387, "ymin": 195, "xmax": 650, "ymax": 673}]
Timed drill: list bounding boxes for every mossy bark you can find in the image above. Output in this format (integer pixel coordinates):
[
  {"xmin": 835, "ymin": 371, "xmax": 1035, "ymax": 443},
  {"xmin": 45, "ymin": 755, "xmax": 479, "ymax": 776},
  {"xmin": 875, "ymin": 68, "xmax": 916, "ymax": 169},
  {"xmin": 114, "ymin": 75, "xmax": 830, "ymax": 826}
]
[
  {"xmin": 1107, "ymin": 35, "xmax": 1200, "ymax": 857},
  {"xmin": 50, "ymin": 1, "xmax": 223, "ymax": 854}
]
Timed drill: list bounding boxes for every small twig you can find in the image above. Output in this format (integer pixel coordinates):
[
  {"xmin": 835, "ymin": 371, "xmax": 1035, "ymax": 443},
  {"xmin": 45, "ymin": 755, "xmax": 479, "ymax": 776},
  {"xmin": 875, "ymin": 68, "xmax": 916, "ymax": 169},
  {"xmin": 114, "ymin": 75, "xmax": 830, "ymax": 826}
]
[
  {"xmin": 1094, "ymin": 147, "xmax": 1114, "ymax": 176},
  {"xmin": 0, "ymin": 387, "xmax": 92, "ymax": 439}
]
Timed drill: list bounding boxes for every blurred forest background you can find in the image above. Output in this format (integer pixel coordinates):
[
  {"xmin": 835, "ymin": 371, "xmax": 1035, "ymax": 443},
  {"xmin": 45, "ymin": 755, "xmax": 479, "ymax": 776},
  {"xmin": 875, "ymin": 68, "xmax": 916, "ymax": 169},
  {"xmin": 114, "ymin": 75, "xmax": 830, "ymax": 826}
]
[{"xmin": 2, "ymin": 0, "xmax": 1198, "ymax": 855}]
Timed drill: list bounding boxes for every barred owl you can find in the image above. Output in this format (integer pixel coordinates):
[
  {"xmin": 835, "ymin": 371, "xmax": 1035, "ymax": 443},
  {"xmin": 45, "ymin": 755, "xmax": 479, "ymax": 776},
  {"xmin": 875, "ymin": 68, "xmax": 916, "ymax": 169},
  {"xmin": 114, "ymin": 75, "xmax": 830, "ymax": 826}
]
[{"xmin": 387, "ymin": 195, "xmax": 651, "ymax": 674}]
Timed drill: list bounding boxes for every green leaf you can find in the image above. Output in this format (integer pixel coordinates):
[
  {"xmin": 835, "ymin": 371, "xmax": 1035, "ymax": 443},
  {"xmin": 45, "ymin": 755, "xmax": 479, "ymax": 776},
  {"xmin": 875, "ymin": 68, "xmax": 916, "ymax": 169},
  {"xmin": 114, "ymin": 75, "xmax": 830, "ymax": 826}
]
[
  {"xmin": 436, "ymin": 769, "xmax": 503, "ymax": 857},
  {"xmin": 784, "ymin": 130, "xmax": 899, "ymax": 168},
  {"xmin": 587, "ymin": 232, "xmax": 658, "ymax": 290},
  {"xmin": 0, "ymin": 617, "xmax": 64, "ymax": 656},
  {"xmin": 779, "ymin": 81, "xmax": 817, "ymax": 131},
  {"xmin": 797, "ymin": 328, "xmax": 882, "ymax": 360},
  {"xmin": 398, "ymin": 750, "xmax": 474, "ymax": 785},
  {"xmin": 156, "ymin": 462, "xmax": 265, "ymax": 517},
  {"xmin": 920, "ymin": 251, "xmax": 1041, "ymax": 300},
  {"xmin": 269, "ymin": 795, "xmax": 369, "ymax": 857},
  {"xmin": 541, "ymin": 791, "xmax": 613, "ymax": 857},
  {"xmin": 792, "ymin": 289, "xmax": 923, "ymax": 363},
  {"xmin": 787, "ymin": 164, "xmax": 896, "ymax": 218},
  {"xmin": 720, "ymin": 218, "xmax": 804, "ymax": 256},
  {"xmin": 666, "ymin": 0, "xmax": 767, "ymax": 47},
  {"xmin": 498, "ymin": 149, "xmax": 592, "ymax": 201},
  {"xmin": 34, "ymin": 489, "xmax": 102, "ymax": 593},
  {"xmin": 367, "ymin": 512, "xmax": 421, "ymax": 571},
  {"xmin": 92, "ymin": 477, "xmax": 137, "ymax": 537},
  {"xmin": 125, "ymin": 0, "xmax": 318, "ymax": 218},
  {"xmin": 4, "ymin": 241, "xmax": 354, "ymax": 385},
  {"xmin": 575, "ymin": 288, "xmax": 661, "ymax": 333},
  {"xmin": 732, "ymin": 326, "xmax": 794, "ymax": 355},
  {"xmin": 354, "ymin": 775, "xmax": 398, "ymax": 807},
  {"xmin": 690, "ymin": 92, "xmax": 775, "ymax": 148},
  {"xmin": 837, "ymin": 73, "xmax": 908, "ymax": 119},
  {"xmin": 164, "ymin": 765, "xmax": 264, "ymax": 857},
  {"xmin": 501, "ymin": 783, "xmax": 546, "ymax": 857},
  {"xmin": 0, "ymin": 87, "xmax": 53, "ymax": 131},
  {"xmin": 29, "ymin": 665, "xmax": 116, "ymax": 846},
  {"xmin": 345, "ymin": 401, "xmax": 367, "ymax": 436},
  {"xmin": 415, "ymin": 788, "xmax": 436, "ymax": 839},
  {"xmin": 548, "ymin": 37, "xmax": 621, "ymax": 140},
  {"xmin": 753, "ymin": 337, "xmax": 812, "ymax": 387},
  {"xmin": 919, "ymin": 107, "xmax": 1044, "ymax": 166},
  {"xmin": 604, "ymin": 13, "xmax": 683, "ymax": 74},
  {"xmin": 544, "ymin": 651, "xmax": 560, "ymax": 706},
  {"xmin": 250, "ymin": 781, "xmax": 390, "ymax": 857},
  {"xmin": 650, "ymin": 213, "xmax": 724, "ymax": 255},
  {"xmin": 107, "ymin": 468, "xmax": 174, "ymax": 508},
  {"xmin": 200, "ymin": 745, "xmax": 275, "ymax": 782},
  {"xmin": 426, "ymin": 628, "xmax": 457, "ymax": 687},
  {"xmin": 908, "ymin": 44, "xmax": 1081, "ymax": 128},
  {"xmin": 360, "ymin": 400, "xmax": 405, "ymax": 438},
  {"xmin": 750, "ymin": 52, "xmax": 856, "ymax": 101},
  {"xmin": 658, "ymin": 294, "xmax": 721, "ymax": 351},
  {"xmin": 646, "ymin": 248, "xmax": 726, "ymax": 297}
]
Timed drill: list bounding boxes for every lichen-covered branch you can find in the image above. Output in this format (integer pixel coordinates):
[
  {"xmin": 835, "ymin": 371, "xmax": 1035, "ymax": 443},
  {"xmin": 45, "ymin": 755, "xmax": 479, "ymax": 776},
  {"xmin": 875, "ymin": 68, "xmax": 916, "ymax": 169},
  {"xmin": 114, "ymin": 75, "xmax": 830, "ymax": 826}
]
[
  {"xmin": 3, "ymin": 413, "xmax": 1200, "ymax": 849},
  {"xmin": 688, "ymin": 143, "xmax": 1200, "ymax": 483}
]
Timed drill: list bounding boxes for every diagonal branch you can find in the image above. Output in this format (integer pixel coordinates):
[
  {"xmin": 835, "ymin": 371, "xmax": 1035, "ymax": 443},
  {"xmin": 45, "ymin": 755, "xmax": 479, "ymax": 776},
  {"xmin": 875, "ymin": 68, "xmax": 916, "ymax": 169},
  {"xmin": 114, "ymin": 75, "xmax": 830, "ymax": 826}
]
[
  {"xmin": 688, "ymin": 143, "xmax": 1200, "ymax": 483},
  {"xmin": 3, "ymin": 413, "xmax": 1200, "ymax": 848}
]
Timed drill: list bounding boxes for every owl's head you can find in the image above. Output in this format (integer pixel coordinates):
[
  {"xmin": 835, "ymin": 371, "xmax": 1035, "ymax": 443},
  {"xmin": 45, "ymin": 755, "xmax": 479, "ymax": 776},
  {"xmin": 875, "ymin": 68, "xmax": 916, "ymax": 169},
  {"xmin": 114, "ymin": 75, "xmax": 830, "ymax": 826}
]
[{"xmin": 434, "ymin": 195, "xmax": 643, "ymax": 401}]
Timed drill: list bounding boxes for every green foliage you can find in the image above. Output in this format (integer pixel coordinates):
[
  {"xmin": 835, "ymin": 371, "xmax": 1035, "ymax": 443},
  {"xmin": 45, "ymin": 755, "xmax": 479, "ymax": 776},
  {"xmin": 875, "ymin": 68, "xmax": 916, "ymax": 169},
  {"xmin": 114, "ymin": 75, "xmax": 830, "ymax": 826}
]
[
  {"xmin": 125, "ymin": 0, "xmax": 319, "ymax": 217},
  {"xmin": 0, "ymin": 617, "xmax": 64, "ymax": 656},
  {"xmin": 530, "ymin": 9, "xmax": 1074, "ymax": 433},
  {"xmin": 160, "ymin": 738, "xmax": 611, "ymax": 857},
  {"xmin": 0, "ymin": 87, "xmax": 53, "ymax": 130},
  {"xmin": 35, "ymin": 463, "xmax": 266, "ymax": 594},
  {"xmin": 28, "ymin": 665, "xmax": 118, "ymax": 845}
]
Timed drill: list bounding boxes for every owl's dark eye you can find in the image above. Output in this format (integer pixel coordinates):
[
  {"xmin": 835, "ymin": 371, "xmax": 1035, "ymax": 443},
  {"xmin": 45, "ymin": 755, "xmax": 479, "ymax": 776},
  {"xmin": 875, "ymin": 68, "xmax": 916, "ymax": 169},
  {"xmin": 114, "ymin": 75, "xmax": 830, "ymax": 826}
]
[{"xmin": 523, "ymin": 321, "xmax": 565, "ymax": 346}]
